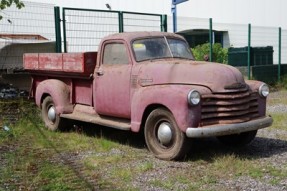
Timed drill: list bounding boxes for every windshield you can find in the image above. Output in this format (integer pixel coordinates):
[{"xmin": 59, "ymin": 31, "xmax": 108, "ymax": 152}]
[{"xmin": 132, "ymin": 37, "xmax": 194, "ymax": 62}]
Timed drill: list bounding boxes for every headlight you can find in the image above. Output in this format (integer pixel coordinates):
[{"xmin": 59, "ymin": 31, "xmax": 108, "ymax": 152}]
[
  {"xmin": 259, "ymin": 83, "xmax": 269, "ymax": 97},
  {"xmin": 187, "ymin": 90, "xmax": 201, "ymax": 105}
]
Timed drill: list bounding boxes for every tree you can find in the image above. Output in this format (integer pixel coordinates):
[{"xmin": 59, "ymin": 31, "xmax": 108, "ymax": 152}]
[{"xmin": 0, "ymin": 0, "xmax": 24, "ymax": 20}]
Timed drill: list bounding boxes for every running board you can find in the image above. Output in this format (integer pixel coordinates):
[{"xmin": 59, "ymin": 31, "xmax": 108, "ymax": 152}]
[{"xmin": 61, "ymin": 105, "xmax": 131, "ymax": 131}]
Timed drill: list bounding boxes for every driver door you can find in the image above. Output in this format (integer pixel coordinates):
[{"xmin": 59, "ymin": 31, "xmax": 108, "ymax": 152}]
[{"xmin": 94, "ymin": 41, "xmax": 132, "ymax": 118}]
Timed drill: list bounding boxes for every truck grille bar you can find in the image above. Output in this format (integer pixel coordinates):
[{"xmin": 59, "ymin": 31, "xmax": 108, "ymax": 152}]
[{"xmin": 200, "ymin": 90, "xmax": 259, "ymax": 126}]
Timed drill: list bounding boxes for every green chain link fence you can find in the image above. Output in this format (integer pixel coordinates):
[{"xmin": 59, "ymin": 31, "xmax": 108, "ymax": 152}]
[{"xmin": 55, "ymin": 7, "xmax": 167, "ymax": 53}]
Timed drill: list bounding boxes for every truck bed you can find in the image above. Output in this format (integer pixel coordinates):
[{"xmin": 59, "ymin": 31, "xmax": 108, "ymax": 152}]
[
  {"xmin": 24, "ymin": 52, "xmax": 97, "ymax": 106},
  {"xmin": 24, "ymin": 52, "xmax": 97, "ymax": 76}
]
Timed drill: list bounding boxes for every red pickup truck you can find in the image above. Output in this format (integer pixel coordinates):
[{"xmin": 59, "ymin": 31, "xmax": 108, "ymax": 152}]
[{"xmin": 24, "ymin": 32, "xmax": 273, "ymax": 160}]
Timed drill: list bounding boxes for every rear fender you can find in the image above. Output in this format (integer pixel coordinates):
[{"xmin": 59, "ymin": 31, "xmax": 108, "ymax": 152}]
[{"xmin": 35, "ymin": 79, "xmax": 73, "ymax": 114}]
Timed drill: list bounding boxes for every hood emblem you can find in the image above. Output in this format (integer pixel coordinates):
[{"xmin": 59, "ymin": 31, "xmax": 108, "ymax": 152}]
[{"xmin": 224, "ymin": 83, "xmax": 246, "ymax": 90}]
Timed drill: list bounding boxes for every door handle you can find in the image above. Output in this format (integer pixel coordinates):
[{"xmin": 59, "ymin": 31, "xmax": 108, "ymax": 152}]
[{"xmin": 96, "ymin": 70, "xmax": 104, "ymax": 76}]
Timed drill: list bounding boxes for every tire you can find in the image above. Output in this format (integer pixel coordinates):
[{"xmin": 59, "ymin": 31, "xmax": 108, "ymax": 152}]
[
  {"xmin": 144, "ymin": 108, "xmax": 189, "ymax": 160},
  {"xmin": 41, "ymin": 96, "xmax": 67, "ymax": 131},
  {"xmin": 217, "ymin": 130, "xmax": 257, "ymax": 147}
]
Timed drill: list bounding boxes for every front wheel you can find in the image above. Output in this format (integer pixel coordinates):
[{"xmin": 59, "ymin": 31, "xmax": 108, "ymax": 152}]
[
  {"xmin": 41, "ymin": 96, "xmax": 67, "ymax": 131},
  {"xmin": 217, "ymin": 130, "xmax": 257, "ymax": 147},
  {"xmin": 144, "ymin": 108, "xmax": 189, "ymax": 160}
]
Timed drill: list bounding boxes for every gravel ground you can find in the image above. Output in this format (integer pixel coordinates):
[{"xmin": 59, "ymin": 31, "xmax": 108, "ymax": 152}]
[
  {"xmin": 69, "ymin": 90, "xmax": 287, "ymax": 190},
  {"xmin": 93, "ymin": 91, "xmax": 287, "ymax": 190},
  {"xmin": 0, "ymin": 90, "xmax": 286, "ymax": 190}
]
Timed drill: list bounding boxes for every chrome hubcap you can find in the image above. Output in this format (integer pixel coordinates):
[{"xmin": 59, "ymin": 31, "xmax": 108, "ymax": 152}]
[
  {"xmin": 157, "ymin": 122, "xmax": 173, "ymax": 145},
  {"xmin": 47, "ymin": 106, "xmax": 56, "ymax": 122}
]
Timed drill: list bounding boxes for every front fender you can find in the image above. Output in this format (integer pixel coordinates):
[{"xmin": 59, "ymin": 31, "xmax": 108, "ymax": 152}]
[
  {"xmin": 130, "ymin": 85, "xmax": 211, "ymax": 133},
  {"xmin": 35, "ymin": 79, "xmax": 73, "ymax": 114},
  {"xmin": 245, "ymin": 80, "xmax": 267, "ymax": 116}
]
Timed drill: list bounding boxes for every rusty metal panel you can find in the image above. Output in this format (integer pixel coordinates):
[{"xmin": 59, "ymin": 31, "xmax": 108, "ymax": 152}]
[
  {"xmin": 73, "ymin": 79, "xmax": 93, "ymax": 106},
  {"xmin": 63, "ymin": 53, "xmax": 83, "ymax": 72},
  {"xmin": 200, "ymin": 90, "xmax": 260, "ymax": 126},
  {"xmin": 83, "ymin": 52, "xmax": 98, "ymax": 74},
  {"xmin": 23, "ymin": 53, "xmax": 39, "ymax": 70},
  {"xmin": 24, "ymin": 52, "xmax": 97, "ymax": 75},
  {"xmin": 38, "ymin": 53, "xmax": 63, "ymax": 71}
]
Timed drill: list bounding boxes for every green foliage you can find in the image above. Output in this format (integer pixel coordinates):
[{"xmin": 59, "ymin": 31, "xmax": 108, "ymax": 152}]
[
  {"xmin": 191, "ymin": 43, "xmax": 228, "ymax": 64},
  {"xmin": 0, "ymin": 0, "xmax": 24, "ymax": 20},
  {"xmin": 276, "ymin": 75, "xmax": 287, "ymax": 90}
]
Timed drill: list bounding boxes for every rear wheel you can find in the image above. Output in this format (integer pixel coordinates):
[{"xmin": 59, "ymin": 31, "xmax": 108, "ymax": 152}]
[
  {"xmin": 144, "ymin": 108, "xmax": 189, "ymax": 160},
  {"xmin": 41, "ymin": 96, "xmax": 67, "ymax": 131},
  {"xmin": 217, "ymin": 130, "xmax": 257, "ymax": 147}
]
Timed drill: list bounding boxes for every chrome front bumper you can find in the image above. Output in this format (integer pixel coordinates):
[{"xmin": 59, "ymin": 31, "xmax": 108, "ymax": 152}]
[{"xmin": 186, "ymin": 116, "xmax": 273, "ymax": 138}]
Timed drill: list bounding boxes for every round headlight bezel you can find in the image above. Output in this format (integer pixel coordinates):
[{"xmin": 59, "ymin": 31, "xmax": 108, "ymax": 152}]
[
  {"xmin": 187, "ymin": 90, "xmax": 201, "ymax": 105},
  {"xmin": 259, "ymin": 83, "xmax": 269, "ymax": 97}
]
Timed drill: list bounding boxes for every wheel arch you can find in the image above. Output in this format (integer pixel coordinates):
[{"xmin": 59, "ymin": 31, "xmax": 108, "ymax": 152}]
[
  {"xmin": 130, "ymin": 85, "xmax": 202, "ymax": 133},
  {"xmin": 40, "ymin": 93, "xmax": 50, "ymax": 109},
  {"xmin": 35, "ymin": 79, "xmax": 73, "ymax": 114},
  {"xmin": 140, "ymin": 104, "xmax": 170, "ymax": 131}
]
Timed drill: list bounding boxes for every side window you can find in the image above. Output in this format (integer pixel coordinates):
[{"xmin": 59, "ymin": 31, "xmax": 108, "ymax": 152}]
[{"xmin": 103, "ymin": 43, "xmax": 129, "ymax": 65}]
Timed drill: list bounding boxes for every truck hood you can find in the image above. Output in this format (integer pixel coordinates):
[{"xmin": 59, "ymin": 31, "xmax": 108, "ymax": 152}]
[{"xmin": 137, "ymin": 60, "xmax": 245, "ymax": 92}]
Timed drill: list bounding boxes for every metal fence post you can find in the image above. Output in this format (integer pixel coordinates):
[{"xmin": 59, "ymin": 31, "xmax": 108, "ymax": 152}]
[
  {"xmin": 62, "ymin": 8, "xmax": 67, "ymax": 53},
  {"xmin": 119, "ymin": 11, "xmax": 124, "ymax": 33},
  {"xmin": 278, "ymin": 27, "xmax": 281, "ymax": 82},
  {"xmin": 172, "ymin": 4, "xmax": 177, "ymax": 33},
  {"xmin": 209, "ymin": 18, "xmax": 213, "ymax": 62},
  {"xmin": 248, "ymin": 24, "xmax": 251, "ymax": 80},
  {"xmin": 54, "ymin": 6, "xmax": 62, "ymax": 53},
  {"xmin": 161, "ymin": 14, "xmax": 167, "ymax": 32}
]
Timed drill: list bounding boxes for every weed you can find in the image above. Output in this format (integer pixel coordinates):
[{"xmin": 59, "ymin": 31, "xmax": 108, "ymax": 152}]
[
  {"xmin": 136, "ymin": 161, "xmax": 153, "ymax": 172},
  {"xmin": 150, "ymin": 179, "xmax": 174, "ymax": 190},
  {"xmin": 269, "ymin": 113, "xmax": 287, "ymax": 130},
  {"xmin": 274, "ymin": 75, "xmax": 287, "ymax": 90}
]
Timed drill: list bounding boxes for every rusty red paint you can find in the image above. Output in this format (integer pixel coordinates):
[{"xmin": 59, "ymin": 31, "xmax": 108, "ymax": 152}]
[
  {"xmin": 24, "ymin": 31, "xmax": 271, "ymax": 139},
  {"xmin": 24, "ymin": 52, "xmax": 97, "ymax": 75}
]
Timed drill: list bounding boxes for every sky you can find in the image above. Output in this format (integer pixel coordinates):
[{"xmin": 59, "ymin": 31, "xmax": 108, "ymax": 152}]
[{"xmin": 26, "ymin": 0, "xmax": 287, "ymax": 29}]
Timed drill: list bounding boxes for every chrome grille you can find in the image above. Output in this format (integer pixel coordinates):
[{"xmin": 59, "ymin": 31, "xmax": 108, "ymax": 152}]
[{"xmin": 200, "ymin": 89, "xmax": 259, "ymax": 126}]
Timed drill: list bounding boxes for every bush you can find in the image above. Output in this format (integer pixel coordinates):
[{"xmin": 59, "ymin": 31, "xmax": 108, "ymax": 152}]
[
  {"xmin": 275, "ymin": 75, "xmax": 287, "ymax": 90},
  {"xmin": 191, "ymin": 43, "xmax": 228, "ymax": 64}
]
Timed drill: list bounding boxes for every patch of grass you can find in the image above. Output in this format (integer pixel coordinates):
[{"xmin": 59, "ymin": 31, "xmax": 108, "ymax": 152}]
[
  {"xmin": 247, "ymin": 164, "xmax": 287, "ymax": 186},
  {"xmin": 96, "ymin": 137, "xmax": 118, "ymax": 152},
  {"xmin": 274, "ymin": 75, "xmax": 287, "ymax": 90},
  {"xmin": 267, "ymin": 92, "xmax": 287, "ymax": 106},
  {"xmin": 213, "ymin": 154, "xmax": 247, "ymax": 177},
  {"xmin": 150, "ymin": 179, "xmax": 175, "ymax": 190},
  {"xmin": 176, "ymin": 175, "xmax": 201, "ymax": 191},
  {"xmin": 136, "ymin": 161, "xmax": 153, "ymax": 172},
  {"xmin": 0, "ymin": 100, "xmax": 117, "ymax": 190},
  {"xmin": 248, "ymin": 166, "xmax": 264, "ymax": 179},
  {"xmin": 111, "ymin": 167, "xmax": 133, "ymax": 182},
  {"xmin": 265, "ymin": 165, "xmax": 287, "ymax": 186},
  {"xmin": 269, "ymin": 113, "xmax": 287, "ymax": 130},
  {"xmin": 83, "ymin": 154, "xmax": 123, "ymax": 170},
  {"xmin": 0, "ymin": 127, "xmax": 15, "ymax": 143}
]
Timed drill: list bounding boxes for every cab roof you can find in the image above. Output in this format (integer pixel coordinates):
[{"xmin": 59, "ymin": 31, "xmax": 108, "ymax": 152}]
[{"xmin": 101, "ymin": 31, "xmax": 185, "ymax": 43}]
